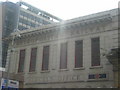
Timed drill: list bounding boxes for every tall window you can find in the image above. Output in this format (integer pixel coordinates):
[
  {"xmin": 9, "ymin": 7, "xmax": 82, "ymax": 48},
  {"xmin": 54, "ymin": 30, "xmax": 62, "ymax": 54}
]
[
  {"xmin": 18, "ymin": 49, "xmax": 25, "ymax": 73},
  {"xmin": 75, "ymin": 40, "xmax": 83, "ymax": 68},
  {"xmin": 29, "ymin": 48, "xmax": 37, "ymax": 72},
  {"xmin": 91, "ymin": 37, "xmax": 100, "ymax": 66},
  {"xmin": 42, "ymin": 46, "xmax": 50, "ymax": 71},
  {"xmin": 60, "ymin": 42, "xmax": 67, "ymax": 69}
]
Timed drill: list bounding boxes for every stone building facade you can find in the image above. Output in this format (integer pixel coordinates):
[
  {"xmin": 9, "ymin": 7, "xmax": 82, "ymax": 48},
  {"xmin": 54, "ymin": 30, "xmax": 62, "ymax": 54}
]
[
  {"xmin": 0, "ymin": 3, "xmax": 2, "ymax": 67},
  {"xmin": 7, "ymin": 8, "xmax": 118, "ymax": 88}
]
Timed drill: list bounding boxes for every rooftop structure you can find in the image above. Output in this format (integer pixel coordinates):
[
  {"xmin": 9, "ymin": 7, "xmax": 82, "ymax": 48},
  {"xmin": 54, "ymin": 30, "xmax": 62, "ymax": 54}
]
[{"xmin": 17, "ymin": 1, "xmax": 62, "ymax": 31}]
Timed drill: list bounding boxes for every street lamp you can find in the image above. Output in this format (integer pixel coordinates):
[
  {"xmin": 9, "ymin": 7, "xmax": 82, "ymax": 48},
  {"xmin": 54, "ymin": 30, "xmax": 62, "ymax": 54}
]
[{"xmin": 5, "ymin": 29, "xmax": 21, "ymax": 88}]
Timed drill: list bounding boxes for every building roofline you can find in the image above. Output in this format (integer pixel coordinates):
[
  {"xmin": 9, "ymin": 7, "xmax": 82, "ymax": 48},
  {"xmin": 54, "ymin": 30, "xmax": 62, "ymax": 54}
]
[
  {"xmin": 16, "ymin": 8, "xmax": 117, "ymax": 34},
  {"xmin": 66, "ymin": 8, "xmax": 118, "ymax": 22},
  {"xmin": 6, "ymin": 8, "xmax": 117, "ymax": 41}
]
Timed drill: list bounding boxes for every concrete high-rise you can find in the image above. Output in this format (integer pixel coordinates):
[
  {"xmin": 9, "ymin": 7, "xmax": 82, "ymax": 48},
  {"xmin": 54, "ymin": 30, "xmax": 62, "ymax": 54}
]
[
  {"xmin": 16, "ymin": 1, "xmax": 62, "ymax": 31},
  {"xmin": 0, "ymin": 1, "xmax": 62, "ymax": 68}
]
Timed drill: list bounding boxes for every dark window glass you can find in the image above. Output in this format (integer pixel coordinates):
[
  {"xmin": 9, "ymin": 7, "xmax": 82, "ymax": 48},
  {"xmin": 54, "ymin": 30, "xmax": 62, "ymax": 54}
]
[
  {"xmin": 75, "ymin": 40, "xmax": 83, "ymax": 68},
  {"xmin": 42, "ymin": 46, "xmax": 50, "ymax": 70},
  {"xmin": 29, "ymin": 48, "xmax": 37, "ymax": 72},
  {"xmin": 91, "ymin": 37, "xmax": 100, "ymax": 66},
  {"xmin": 60, "ymin": 42, "xmax": 67, "ymax": 69},
  {"xmin": 18, "ymin": 49, "xmax": 25, "ymax": 73}
]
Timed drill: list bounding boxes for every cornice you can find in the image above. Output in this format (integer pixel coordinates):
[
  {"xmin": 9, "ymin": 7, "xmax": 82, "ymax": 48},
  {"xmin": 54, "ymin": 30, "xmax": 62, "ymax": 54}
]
[
  {"xmin": 19, "ymin": 14, "xmax": 112, "ymax": 38},
  {"xmin": 13, "ymin": 28, "xmax": 118, "ymax": 48},
  {"xmin": 9, "ymin": 10, "xmax": 118, "ymax": 47}
]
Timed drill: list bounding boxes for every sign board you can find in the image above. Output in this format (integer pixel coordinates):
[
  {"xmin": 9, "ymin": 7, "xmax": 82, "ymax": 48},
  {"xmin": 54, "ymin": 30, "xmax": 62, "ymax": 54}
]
[
  {"xmin": 89, "ymin": 73, "xmax": 107, "ymax": 79},
  {"xmin": 1, "ymin": 78, "xmax": 19, "ymax": 89},
  {"xmin": 88, "ymin": 73, "xmax": 108, "ymax": 81},
  {"xmin": 1, "ymin": 78, "xmax": 7, "ymax": 89}
]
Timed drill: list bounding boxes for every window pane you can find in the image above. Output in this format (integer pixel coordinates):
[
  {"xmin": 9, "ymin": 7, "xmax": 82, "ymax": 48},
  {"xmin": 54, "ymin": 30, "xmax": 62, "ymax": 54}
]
[
  {"xmin": 91, "ymin": 37, "xmax": 100, "ymax": 66},
  {"xmin": 18, "ymin": 49, "xmax": 25, "ymax": 73},
  {"xmin": 42, "ymin": 46, "xmax": 49, "ymax": 70},
  {"xmin": 60, "ymin": 42, "xmax": 67, "ymax": 69},
  {"xmin": 75, "ymin": 40, "xmax": 83, "ymax": 68},
  {"xmin": 29, "ymin": 48, "xmax": 37, "ymax": 72}
]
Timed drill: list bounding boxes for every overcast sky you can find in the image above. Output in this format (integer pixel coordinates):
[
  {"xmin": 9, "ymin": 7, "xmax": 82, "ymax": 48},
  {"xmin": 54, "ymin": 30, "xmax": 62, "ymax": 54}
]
[{"xmin": 0, "ymin": 0, "xmax": 119, "ymax": 20}]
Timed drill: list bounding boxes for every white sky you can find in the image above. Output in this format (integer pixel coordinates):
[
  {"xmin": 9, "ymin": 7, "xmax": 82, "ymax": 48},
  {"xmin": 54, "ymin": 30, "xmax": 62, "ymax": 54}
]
[{"xmin": 0, "ymin": 0, "xmax": 120, "ymax": 20}]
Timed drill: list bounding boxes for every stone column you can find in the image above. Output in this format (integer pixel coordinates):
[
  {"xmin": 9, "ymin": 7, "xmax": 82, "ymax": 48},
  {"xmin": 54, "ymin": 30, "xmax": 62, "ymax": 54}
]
[
  {"xmin": 113, "ymin": 64, "xmax": 120, "ymax": 88},
  {"xmin": 106, "ymin": 48, "xmax": 120, "ymax": 88}
]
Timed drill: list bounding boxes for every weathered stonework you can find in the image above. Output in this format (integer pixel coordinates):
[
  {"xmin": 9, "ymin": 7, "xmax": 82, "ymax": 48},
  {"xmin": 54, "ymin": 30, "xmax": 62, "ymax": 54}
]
[{"xmin": 7, "ymin": 9, "xmax": 119, "ymax": 88}]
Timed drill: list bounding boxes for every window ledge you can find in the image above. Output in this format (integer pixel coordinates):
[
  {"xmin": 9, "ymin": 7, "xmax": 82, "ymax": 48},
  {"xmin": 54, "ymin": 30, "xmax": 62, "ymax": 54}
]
[
  {"xmin": 89, "ymin": 66, "xmax": 103, "ymax": 69},
  {"xmin": 59, "ymin": 69, "xmax": 69, "ymax": 72},
  {"xmin": 17, "ymin": 72, "xmax": 25, "ymax": 74},
  {"xmin": 28, "ymin": 72, "xmax": 37, "ymax": 74},
  {"xmin": 73, "ymin": 67, "xmax": 85, "ymax": 70},
  {"xmin": 40, "ymin": 70, "xmax": 50, "ymax": 73}
]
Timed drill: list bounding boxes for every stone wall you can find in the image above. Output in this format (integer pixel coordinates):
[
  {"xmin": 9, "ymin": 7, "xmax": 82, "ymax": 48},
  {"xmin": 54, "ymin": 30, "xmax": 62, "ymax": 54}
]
[
  {"xmin": 7, "ymin": 8, "xmax": 118, "ymax": 88},
  {"xmin": 0, "ymin": 3, "xmax": 2, "ymax": 68}
]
